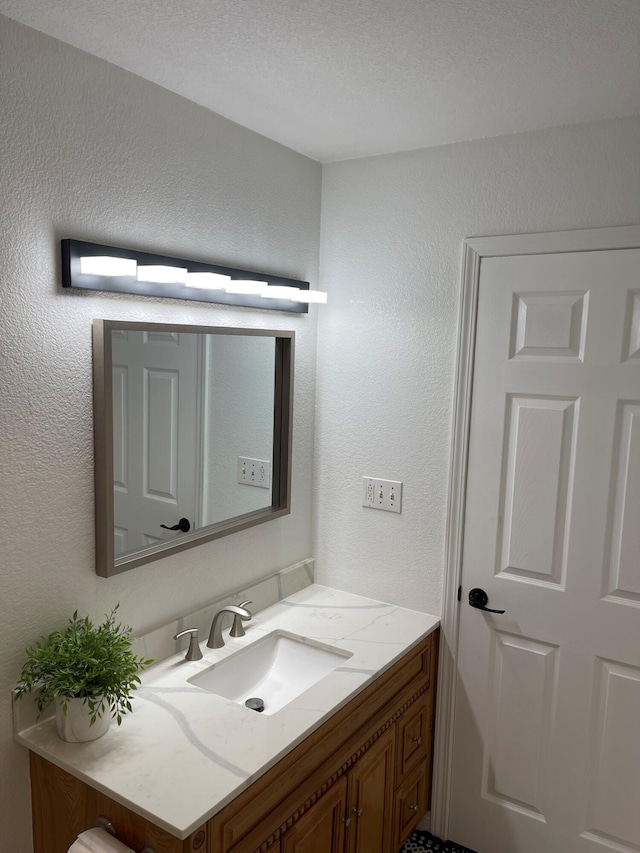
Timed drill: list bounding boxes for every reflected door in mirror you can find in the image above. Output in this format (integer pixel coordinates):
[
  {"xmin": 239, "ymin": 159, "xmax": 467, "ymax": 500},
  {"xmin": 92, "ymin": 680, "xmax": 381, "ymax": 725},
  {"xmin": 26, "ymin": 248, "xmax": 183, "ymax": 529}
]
[
  {"xmin": 107, "ymin": 327, "xmax": 277, "ymax": 562},
  {"xmin": 112, "ymin": 329, "xmax": 200, "ymax": 556}
]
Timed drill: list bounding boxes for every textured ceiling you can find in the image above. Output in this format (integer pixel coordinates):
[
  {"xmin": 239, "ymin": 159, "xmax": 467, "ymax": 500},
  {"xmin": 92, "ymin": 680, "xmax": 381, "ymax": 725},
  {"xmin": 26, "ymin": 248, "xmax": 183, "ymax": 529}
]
[{"xmin": 2, "ymin": 0, "xmax": 640, "ymax": 161}]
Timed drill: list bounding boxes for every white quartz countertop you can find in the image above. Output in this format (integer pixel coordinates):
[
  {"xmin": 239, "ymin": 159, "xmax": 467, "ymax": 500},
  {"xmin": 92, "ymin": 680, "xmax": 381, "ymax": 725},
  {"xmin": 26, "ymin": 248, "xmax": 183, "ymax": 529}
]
[{"xmin": 15, "ymin": 585, "xmax": 440, "ymax": 839}]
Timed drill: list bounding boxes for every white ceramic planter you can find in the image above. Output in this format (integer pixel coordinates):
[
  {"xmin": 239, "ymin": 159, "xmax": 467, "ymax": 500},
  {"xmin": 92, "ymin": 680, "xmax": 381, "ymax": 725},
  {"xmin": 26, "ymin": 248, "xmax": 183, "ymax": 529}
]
[{"xmin": 55, "ymin": 697, "xmax": 111, "ymax": 743}]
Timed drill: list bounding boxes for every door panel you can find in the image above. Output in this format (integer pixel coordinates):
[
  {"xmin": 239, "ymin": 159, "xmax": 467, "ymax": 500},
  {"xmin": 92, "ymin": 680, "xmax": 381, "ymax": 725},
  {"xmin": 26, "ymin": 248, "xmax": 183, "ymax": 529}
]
[
  {"xmin": 622, "ymin": 290, "xmax": 640, "ymax": 362},
  {"xmin": 112, "ymin": 364, "xmax": 128, "ymax": 490},
  {"xmin": 450, "ymin": 249, "xmax": 640, "ymax": 853},
  {"xmin": 605, "ymin": 402, "xmax": 640, "ymax": 604},
  {"xmin": 582, "ymin": 659, "xmax": 640, "ymax": 849},
  {"xmin": 498, "ymin": 395, "xmax": 577, "ymax": 586},
  {"xmin": 144, "ymin": 368, "xmax": 179, "ymax": 500},
  {"xmin": 510, "ymin": 290, "xmax": 588, "ymax": 361},
  {"xmin": 483, "ymin": 631, "xmax": 558, "ymax": 819}
]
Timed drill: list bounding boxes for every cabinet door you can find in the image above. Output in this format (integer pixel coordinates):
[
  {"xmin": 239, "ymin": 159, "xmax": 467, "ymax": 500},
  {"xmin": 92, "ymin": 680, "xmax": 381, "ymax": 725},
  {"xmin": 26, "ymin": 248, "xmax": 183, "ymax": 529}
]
[
  {"xmin": 281, "ymin": 777, "xmax": 348, "ymax": 853},
  {"xmin": 346, "ymin": 728, "xmax": 395, "ymax": 853}
]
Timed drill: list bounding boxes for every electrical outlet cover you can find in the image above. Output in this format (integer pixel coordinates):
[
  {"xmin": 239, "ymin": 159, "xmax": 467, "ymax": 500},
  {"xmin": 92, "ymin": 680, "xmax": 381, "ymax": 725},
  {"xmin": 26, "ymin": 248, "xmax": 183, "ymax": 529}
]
[
  {"xmin": 362, "ymin": 477, "xmax": 402, "ymax": 513},
  {"xmin": 238, "ymin": 457, "xmax": 271, "ymax": 489}
]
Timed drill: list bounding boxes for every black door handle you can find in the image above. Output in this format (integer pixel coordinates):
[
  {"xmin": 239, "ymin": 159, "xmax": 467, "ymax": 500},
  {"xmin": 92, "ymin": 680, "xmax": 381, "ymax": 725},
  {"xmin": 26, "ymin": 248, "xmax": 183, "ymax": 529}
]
[
  {"xmin": 160, "ymin": 517, "xmax": 191, "ymax": 533},
  {"xmin": 468, "ymin": 588, "xmax": 505, "ymax": 614}
]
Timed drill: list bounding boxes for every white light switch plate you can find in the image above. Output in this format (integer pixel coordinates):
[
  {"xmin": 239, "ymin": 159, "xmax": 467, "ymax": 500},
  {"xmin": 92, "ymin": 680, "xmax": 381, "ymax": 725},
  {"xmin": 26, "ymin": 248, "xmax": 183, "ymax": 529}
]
[
  {"xmin": 362, "ymin": 477, "xmax": 402, "ymax": 513},
  {"xmin": 238, "ymin": 457, "xmax": 271, "ymax": 489}
]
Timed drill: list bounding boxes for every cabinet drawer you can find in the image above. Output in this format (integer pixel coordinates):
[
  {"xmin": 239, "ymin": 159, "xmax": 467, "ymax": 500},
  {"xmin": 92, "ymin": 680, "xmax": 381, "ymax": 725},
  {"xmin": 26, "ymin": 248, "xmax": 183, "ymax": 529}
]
[
  {"xmin": 392, "ymin": 761, "xmax": 430, "ymax": 850},
  {"xmin": 395, "ymin": 693, "xmax": 431, "ymax": 786}
]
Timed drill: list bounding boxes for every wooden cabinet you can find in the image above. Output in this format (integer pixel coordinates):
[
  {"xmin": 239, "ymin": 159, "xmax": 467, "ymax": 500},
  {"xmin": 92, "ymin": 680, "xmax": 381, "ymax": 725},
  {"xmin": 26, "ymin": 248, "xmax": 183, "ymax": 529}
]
[{"xmin": 29, "ymin": 629, "xmax": 438, "ymax": 853}]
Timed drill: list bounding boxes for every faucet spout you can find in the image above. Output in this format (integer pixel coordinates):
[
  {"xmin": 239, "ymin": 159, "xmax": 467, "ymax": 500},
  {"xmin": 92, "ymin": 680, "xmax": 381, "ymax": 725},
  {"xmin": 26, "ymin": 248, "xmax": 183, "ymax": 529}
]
[{"xmin": 207, "ymin": 601, "xmax": 252, "ymax": 649}]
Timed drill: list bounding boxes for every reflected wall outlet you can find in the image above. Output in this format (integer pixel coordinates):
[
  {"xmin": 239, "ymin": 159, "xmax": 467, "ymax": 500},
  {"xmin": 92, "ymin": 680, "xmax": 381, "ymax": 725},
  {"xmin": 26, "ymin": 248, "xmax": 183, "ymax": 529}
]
[
  {"xmin": 362, "ymin": 477, "xmax": 402, "ymax": 513},
  {"xmin": 238, "ymin": 457, "xmax": 271, "ymax": 489}
]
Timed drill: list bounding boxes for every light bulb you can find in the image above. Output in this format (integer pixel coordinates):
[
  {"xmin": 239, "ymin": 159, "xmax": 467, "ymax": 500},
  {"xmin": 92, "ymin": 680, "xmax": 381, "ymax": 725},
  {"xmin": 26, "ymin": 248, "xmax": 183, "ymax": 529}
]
[
  {"xmin": 185, "ymin": 273, "xmax": 231, "ymax": 290},
  {"xmin": 137, "ymin": 266, "xmax": 188, "ymax": 284},
  {"xmin": 80, "ymin": 256, "xmax": 137, "ymax": 277},
  {"xmin": 262, "ymin": 285, "xmax": 301, "ymax": 300},
  {"xmin": 225, "ymin": 280, "xmax": 267, "ymax": 295},
  {"xmin": 292, "ymin": 289, "xmax": 328, "ymax": 304}
]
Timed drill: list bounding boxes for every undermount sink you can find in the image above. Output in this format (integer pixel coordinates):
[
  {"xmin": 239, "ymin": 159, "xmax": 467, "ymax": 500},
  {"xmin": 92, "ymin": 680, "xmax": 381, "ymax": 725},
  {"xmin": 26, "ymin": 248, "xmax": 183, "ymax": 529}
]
[{"xmin": 188, "ymin": 631, "xmax": 352, "ymax": 715}]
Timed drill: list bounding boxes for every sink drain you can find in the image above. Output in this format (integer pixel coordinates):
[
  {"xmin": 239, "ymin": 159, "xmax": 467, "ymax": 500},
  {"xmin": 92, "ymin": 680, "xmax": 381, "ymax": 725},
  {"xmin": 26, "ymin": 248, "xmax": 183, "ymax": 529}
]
[{"xmin": 245, "ymin": 697, "xmax": 265, "ymax": 713}]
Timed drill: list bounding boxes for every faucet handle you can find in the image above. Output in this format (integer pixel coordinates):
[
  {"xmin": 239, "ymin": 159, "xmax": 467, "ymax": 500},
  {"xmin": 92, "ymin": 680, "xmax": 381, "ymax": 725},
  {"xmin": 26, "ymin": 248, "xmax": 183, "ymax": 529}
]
[
  {"xmin": 173, "ymin": 628, "xmax": 204, "ymax": 661},
  {"xmin": 230, "ymin": 601, "xmax": 253, "ymax": 638}
]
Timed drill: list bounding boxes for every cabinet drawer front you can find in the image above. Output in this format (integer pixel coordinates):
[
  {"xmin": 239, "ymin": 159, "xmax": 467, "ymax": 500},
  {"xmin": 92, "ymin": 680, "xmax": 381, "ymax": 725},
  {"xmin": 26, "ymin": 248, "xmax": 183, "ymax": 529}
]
[
  {"xmin": 395, "ymin": 693, "xmax": 431, "ymax": 785},
  {"xmin": 393, "ymin": 761, "xmax": 430, "ymax": 850},
  {"xmin": 395, "ymin": 637, "xmax": 431, "ymax": 695}
]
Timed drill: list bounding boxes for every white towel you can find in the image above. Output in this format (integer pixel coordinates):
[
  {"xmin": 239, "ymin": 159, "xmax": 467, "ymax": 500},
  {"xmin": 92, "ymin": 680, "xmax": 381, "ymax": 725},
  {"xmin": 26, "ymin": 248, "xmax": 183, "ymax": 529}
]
[{"xmin": 68, "ymin": 827, "xmax": 135, "ymax": 853}]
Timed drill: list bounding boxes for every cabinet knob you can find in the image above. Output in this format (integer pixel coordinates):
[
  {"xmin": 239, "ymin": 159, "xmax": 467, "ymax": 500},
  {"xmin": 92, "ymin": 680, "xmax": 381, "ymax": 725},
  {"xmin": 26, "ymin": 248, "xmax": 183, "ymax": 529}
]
[
  {"xmin": 410, "ymin": 804, "xmax": 418, "ymax": 812},
  {"xmin": 412, "ymin": 736, "xmax": 422, "ymax": 745},
  {"xmin": 341, "ymin": 816, "xmax": 352, "ymax": 827},
  {"xmin": 353, "ymin": 807, "xmax": 363, "ymax": 817}
]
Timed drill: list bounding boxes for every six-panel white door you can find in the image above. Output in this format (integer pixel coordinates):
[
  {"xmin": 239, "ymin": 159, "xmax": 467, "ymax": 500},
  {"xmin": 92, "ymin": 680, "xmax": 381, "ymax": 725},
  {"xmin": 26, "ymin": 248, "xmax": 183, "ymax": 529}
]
[
  {"xmin": 111, "ymin": 330, "xmax": 200, "ymax": 556},
  {"xmin": 450, "ymin": 249, "xmax": 640, "ymax": 853}
]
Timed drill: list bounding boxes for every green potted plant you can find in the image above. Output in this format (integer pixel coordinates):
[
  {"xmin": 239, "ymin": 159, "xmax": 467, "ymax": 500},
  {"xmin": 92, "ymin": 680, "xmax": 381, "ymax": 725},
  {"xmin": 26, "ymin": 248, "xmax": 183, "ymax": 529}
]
[{"xmin": 14, "ymin": 605, "xmax": 152, "ymax": 742}]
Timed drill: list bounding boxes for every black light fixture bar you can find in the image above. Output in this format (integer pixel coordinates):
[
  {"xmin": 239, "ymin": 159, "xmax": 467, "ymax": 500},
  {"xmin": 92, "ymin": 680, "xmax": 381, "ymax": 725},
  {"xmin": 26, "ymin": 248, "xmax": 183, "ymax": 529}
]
[{"xmin": 61, "ymin": 239, "xmax": 312, "ymax": 314}]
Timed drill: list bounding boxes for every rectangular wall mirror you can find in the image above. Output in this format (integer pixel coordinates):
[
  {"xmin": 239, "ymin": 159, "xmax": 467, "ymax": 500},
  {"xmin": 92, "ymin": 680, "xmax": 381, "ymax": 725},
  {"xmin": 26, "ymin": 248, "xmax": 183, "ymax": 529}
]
[{"xmin": 93, "ymin": 320, "xmax": 294, "ymax": 577}]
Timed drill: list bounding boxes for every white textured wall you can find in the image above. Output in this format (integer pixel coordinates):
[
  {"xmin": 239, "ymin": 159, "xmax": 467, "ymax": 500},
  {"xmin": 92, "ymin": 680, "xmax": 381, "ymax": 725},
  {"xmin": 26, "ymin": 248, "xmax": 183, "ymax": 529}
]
[
  {"xmin": 0, "ymin": 17, "xmax": 321, "ymax": 851},
  {"xmin": 315, "ymin": 116, "xmax": 640, "ymax": 614}
]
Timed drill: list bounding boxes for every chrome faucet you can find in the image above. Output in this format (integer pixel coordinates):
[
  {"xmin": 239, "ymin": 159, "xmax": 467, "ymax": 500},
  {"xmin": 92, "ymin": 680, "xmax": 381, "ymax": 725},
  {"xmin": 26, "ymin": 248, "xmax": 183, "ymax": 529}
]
[{"xmin": 207, "ymin": 600, "xmax": 252, "ymax": 649}]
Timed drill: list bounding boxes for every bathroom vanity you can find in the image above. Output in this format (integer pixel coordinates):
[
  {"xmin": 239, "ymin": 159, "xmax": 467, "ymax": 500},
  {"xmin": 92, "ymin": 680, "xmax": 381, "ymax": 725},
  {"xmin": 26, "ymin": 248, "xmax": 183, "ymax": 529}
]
[{"xmin": 17, "ymin": 586, "xmax": 440, "ymax": 853}]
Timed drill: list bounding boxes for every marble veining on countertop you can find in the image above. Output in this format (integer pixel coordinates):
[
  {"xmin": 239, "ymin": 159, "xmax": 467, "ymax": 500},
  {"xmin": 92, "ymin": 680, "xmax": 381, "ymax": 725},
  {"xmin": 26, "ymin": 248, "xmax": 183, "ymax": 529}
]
[{"xmin": 15, "ymin": 585, "xmax": 440, "ymax": 839}]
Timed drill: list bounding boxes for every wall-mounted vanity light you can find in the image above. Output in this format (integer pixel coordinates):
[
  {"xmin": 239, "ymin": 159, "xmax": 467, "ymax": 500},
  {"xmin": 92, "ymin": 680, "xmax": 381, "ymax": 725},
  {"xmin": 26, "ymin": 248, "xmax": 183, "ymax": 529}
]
[{"xmin": 62, "ymin": 240, "xmax": 327, "ymax": 313}]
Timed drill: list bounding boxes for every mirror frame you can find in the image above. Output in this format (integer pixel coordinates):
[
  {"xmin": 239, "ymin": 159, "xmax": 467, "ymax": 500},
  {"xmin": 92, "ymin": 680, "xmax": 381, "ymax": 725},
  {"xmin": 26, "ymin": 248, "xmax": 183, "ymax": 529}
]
[{"xmin": 93, "ymin": 320, "xmax": 294, "ymax": 577}]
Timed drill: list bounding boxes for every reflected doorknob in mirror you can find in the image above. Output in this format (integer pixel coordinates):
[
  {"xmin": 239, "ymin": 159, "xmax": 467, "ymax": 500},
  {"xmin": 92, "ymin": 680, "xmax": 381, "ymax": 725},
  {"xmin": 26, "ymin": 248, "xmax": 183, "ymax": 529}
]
[
  {"xmin": 160, "ymin": 518, "xmax": 191, "ymax": 533},
  {"xmin": 468, "ymin": 588, "xmax": 506, "ymax": 614}
]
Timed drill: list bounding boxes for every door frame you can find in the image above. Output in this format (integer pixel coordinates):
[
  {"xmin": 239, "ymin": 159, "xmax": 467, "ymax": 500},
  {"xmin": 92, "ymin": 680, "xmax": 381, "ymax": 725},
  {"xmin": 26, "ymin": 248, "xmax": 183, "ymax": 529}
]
[{"xmin": 431, "ymin": 224, "xmax": 640, "ymax": 841}]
